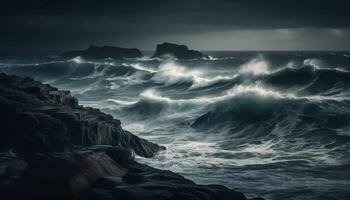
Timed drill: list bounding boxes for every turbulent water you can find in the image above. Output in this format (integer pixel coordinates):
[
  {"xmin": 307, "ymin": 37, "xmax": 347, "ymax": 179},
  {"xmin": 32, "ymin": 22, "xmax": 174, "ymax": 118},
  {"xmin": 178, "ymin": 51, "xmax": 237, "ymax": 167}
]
[{"xmin": 1, "ymin": 51, "xmax": 350, "ymax": 200}]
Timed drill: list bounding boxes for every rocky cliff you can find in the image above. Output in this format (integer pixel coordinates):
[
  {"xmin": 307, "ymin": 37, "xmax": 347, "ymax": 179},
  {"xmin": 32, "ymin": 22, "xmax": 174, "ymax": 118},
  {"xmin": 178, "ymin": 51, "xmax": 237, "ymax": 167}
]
[
  {"xmin": 0, "ymin": 73, "xmax": 163, "ymax": 157},
  {"xmin": 0, "ymin": 73, "xmax": 262, "ymax": 200}
]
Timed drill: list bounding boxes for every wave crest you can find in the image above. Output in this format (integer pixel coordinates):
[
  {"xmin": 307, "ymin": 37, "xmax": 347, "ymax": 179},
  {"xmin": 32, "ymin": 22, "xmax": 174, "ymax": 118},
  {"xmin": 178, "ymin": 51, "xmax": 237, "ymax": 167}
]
[{"xmin": 239, "ymin": 57, "xmax": 271, "ymax": 75}]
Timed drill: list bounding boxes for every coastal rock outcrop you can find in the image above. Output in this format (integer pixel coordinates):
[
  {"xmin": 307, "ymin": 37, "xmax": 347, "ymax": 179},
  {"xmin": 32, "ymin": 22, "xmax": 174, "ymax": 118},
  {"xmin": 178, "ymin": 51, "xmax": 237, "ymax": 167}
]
[
  {"xmin": 152, "ymin": 42, "xmax": 208, "ymax": 59},
  {"xmin": 61, "ymin": 45, "xmax": 143, "ymax": 59},
  {"xmin": 0, "ymin": 73, "xmax": 163, "ymax": 157},
  {"xmin": 0, "ymin": 73, "xmax": 263, "ymax": 200},
  {"xmin": 0, "ymin": 146, "xmax": 262, "ymax": 200}
]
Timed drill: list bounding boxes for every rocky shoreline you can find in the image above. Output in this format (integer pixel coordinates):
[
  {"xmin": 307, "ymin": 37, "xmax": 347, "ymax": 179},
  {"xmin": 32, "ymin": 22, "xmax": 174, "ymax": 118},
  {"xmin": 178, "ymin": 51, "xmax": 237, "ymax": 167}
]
[{"xmin": 0, "ymin": 73, "xmax": 262, "ymax": 200}]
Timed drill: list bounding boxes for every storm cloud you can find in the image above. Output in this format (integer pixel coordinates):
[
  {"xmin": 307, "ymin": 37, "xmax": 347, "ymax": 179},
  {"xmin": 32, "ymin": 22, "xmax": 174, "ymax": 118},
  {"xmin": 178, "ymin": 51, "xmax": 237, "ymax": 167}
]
[{"xmin": 1, "ymin": 0, "xmax": 349, "ymax": 50}]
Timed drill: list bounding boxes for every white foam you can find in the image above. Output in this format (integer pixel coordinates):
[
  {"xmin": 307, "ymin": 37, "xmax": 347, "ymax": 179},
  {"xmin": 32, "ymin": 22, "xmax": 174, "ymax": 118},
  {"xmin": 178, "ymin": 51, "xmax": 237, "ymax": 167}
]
[
  {"xmin": 202, "ymin": 56, "xmax": 236, "ymax": 61},
  {"xmin": 69, "ymin": 63, "xmax": 106, "ymax": 80},
  {"xmin": 133, "ymin": 56, "xmax": 162, "ymax": 61},
  {"xmin": 122, "ymin": 63, "xmax": 158, "ymax": 73},
  {"xmin": 138, "ymin": 83, "xmax": 349, "ymax": 108},
  {"xmin": 151, "ymin": 62, "xmax": 202, "ymax": 86},
  {"xmin": 139, "ymin": 84, "xmax": 288, "ymax": 106},
  {"xmin": 150, "ymin": 62, "xmax": 238, "ymax": 89},
  {"xmin": 106, "ymin": 71, "xmax": 148, "ymax": 85},
  {"xmin": 239, "ymin": 57, "xmax": 270, "ymax": 75},
  {"xmin": 189, "ymin": 74, "xmax": 238, "ymax": 89},
  {"xmin": 107, "ymin": 99, "xmax": 138, "ymax": 105},
  {"xmin": 302, "ymin": 58, "xmax": 349, "ymax": 73},
  {"xmin": 202, "ymin": 55, "xmax": 219, "ymax": 60},
  {"xmin": 70, "ymin": 56, "xmax": 84, "ymax": 64},
  {"xmin": 225, "ymin": 84, "xmax": 297, "ymax": 99},
  {"xmin": 109, "ymin": 82, "xmax": 121, "ymax": 90},
  {"xmin": 303, "ymin": 58, "xmax": 323, "ymax": 69},
  {"xmin": 140, "ymin": 90, "xmax": 194, "ymax": 104},
  {"xmin": 225, "ymin": 84, "xmax": 349, "ymax": 102}
]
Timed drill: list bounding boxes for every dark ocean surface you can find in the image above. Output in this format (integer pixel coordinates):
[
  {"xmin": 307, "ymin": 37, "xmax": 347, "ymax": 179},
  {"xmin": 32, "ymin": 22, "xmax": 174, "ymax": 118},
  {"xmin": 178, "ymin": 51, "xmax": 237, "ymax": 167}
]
[{"xmin": 1, "ymin": 51, "xmax": 350, "ymax": 200}]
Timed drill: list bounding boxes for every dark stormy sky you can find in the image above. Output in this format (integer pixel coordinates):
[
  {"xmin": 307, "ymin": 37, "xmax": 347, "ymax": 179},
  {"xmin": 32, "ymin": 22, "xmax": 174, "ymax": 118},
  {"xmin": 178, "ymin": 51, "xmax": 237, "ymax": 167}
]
[{"xmin": 1, "ymin": 0, "xmax": 350, "ymax": 51}]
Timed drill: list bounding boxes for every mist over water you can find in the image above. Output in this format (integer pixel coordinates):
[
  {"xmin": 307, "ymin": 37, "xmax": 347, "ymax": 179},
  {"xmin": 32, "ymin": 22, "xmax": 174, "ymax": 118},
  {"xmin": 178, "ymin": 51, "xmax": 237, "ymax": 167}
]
[{"xmin": 1, "ymin": 51, "xmax": 350, "ymax": 200}]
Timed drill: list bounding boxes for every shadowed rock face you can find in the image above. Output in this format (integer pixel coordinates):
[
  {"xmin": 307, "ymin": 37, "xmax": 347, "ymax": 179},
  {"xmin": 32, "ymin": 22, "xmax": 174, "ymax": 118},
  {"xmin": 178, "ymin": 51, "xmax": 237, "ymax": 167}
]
[
  {"xmin": 152, "ymin": 42, "xmax": 208, "ymax": 59},
  {"xmin": 0, "ymin": 147, "xmax": 129, "ymax": 200},
  {"xmin": 61, "ymin": 45, "xmax": 143, "ymax": 59},
  {"xmin": 0, "ymin": 73, "xmax": 164, "ymax": 157},
  {"xmin": 0, "ymin": 146, "xmax": 262, "ymax": 200}
]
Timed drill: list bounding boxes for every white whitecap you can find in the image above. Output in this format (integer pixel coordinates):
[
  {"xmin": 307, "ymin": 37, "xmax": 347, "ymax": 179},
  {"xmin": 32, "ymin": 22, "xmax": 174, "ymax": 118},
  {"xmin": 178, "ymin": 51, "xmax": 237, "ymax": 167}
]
[
  {"xmin": 122, "ymin": 63, "xmax": 158, "ymax": 73},
  {"xmin": 239, "ymin": 57, "xmax": 271, "ymax": 75},
  {"xmin": 303, "ymin": 58, "xmax": 323, "ymax": 69},
  {"xmin": 150, "ymin": 62, "xmax": 238, "ymax": 89},
  {"xmin": 70, "ymin": 56, "xmax": 84, "ymax": 64}
]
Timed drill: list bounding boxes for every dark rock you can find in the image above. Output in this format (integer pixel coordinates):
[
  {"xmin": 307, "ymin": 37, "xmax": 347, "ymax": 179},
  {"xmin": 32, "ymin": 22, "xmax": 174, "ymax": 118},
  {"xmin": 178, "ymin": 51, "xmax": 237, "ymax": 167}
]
[
  {"xmin": 0, "ymin": 152, "xmax": 28, "ymax": 200},
  {"xmin": 61, "ymin": 45, "xmax": 143, "ymax": 59},
  {"xmin": 76, "ymin": 145, "xmax": 136, "ymax": 168},
  {"xmin": 91, "ymin": 162, "xmax": 250, "ymax": 200},
  {"xmin": 0, "ymin": 73, "xmax": 164, "ymax": 157},
  {"xmin": 152, "ymin": 42, "xmax": 208, "ymax": 59},
  {"xmin": 0, "ymin": 149, "xmax": 258, "ymax": 200},
  {"xmin": 0, "ymin": 150, "xmax": 126, "ymax": 200},
  {"xmin": 0, "ymin": 73, "xmax": 263, "ymax": 200},
  {"xmin": 0, "ymin": 112, "xmax": 70, "ymax": 154}
]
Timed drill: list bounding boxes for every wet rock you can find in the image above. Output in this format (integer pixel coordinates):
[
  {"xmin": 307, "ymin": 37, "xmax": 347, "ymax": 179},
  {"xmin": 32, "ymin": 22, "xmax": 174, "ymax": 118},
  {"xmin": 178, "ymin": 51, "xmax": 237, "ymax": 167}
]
[
  {"xmin": 76, "ymin": 145, "xmax": 136, "ymax": 167},
  {"xmin": 91, "ymin": 162, "xmax": 250, "ymax": 200},
  {"xmin": 0, "ymin": 73, "xmax": 164, "ymax": 157},
  {"xmin": 0, "ymin": 150, "xmax": 127, "ymax": 200},
  {"xmin": 0, "ymin": 149, "xmax": 260, "ymax": 200},
  {"xmin": 0, "ymin": 73, "xmax": 263, "ymax": 200},
  {"xmin": 0, "ymin": 112, "xmax": 70, "ymax": 154}
]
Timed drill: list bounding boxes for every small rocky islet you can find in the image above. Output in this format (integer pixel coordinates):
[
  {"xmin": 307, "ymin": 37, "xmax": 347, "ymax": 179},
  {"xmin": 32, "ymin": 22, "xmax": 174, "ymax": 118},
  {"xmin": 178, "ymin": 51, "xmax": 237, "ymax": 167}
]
[{"xmin": 61, "ymin": 42, "xmax": 209, "ymax": 60}]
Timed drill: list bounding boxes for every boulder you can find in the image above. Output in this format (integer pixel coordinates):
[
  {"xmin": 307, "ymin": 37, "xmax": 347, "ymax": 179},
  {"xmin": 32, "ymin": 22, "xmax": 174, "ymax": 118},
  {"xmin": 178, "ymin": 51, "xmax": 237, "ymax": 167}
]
[
  {"xmin": 0, "ymin": 149, "xmax": 127, "ymax": 200},
  {"xmin": 91, "ymin": 162, "xmax": 251, "ymax": 200}
]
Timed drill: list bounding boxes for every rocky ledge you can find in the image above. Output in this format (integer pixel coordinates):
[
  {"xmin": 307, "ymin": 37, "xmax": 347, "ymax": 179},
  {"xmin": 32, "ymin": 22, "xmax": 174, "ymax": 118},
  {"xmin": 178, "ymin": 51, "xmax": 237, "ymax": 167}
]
[
  {"xmin": 0, "ymin": 73, "xmax": 262, "ymax": 200},
  {"xmin": 0, "ymin": 73, "xmax": 163, "ymax": 157},
  {"xmin": 61, "ymin": 45, "xmax": 143, "ymax": 59},
  {"xmin": 152, "ymin": 42, "xmax": 209, "ymax": 59}
]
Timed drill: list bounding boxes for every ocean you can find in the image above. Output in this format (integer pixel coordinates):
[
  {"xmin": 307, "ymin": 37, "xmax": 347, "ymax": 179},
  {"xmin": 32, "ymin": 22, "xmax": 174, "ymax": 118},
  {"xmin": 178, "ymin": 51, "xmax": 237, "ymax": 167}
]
[{"xmin": 1, "ymin": 51, "xmax": 350, "ymax": 200}]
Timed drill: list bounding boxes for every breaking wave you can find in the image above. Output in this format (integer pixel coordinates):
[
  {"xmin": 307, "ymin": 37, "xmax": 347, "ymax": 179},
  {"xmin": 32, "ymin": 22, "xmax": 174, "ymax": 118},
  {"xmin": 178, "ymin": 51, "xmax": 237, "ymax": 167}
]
[{"xmin": 1, "ymin": 51, "xmax": 350, "ymax": 200}]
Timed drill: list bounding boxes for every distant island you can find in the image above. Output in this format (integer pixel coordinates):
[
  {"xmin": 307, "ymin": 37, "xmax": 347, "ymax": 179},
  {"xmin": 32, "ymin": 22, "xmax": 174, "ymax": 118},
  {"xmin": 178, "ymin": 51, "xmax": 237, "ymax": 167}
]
[
  {"xmin": 61, "ymin": 45, "xmax": 143, "ymax": 59},
  {"xmin": 61, "ymin": 43, "xmax": 208, "ymax": 60},
  {"xmin": 152, "ymin": 42, "xmax": 209, "ymax": 59}
]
